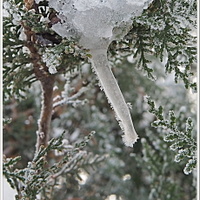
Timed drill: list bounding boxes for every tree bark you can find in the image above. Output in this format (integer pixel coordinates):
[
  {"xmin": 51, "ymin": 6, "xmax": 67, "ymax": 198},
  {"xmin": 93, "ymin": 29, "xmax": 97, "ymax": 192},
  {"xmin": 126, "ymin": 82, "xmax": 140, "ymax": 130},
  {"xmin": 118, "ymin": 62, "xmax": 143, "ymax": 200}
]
[
  {"xmin": 36, "ymin": 76, "xmax": 55, "ymax": 151},
  {"xmin": 23, "ymin": 23, "xmax": 55, "ymax": 152}
]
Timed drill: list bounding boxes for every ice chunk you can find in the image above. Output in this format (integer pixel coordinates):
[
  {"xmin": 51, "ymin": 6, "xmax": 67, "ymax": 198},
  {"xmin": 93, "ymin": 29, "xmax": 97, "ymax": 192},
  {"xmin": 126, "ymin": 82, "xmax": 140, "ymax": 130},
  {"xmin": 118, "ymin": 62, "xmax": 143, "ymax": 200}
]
[
  {"xmin": 49, "ymin": 0, "xmax": 153, "ymax": 49},
  {"xmin": 49, "ymin": 0, "xmax": 153, "ymax": 147}
]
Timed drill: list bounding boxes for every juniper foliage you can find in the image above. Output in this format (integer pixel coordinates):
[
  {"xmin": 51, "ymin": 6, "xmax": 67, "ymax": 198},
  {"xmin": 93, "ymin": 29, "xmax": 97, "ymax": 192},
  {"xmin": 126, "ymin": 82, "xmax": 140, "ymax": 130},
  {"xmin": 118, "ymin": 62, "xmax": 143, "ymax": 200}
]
[
  {"xmin": 146, "ymin": 96, "xmax": 196, "ymax": 175},
  {"xmin": 3, "ymin": 0, "xmax": 197, "ymax": 200}
]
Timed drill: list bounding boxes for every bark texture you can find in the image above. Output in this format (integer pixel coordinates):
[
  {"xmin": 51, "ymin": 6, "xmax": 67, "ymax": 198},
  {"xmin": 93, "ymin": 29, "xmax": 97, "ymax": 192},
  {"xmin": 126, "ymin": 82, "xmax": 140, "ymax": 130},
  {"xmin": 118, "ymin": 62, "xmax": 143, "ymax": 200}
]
[{"xmin": 23, "ymin": 23, "xmax": 55, "ymax": 152}]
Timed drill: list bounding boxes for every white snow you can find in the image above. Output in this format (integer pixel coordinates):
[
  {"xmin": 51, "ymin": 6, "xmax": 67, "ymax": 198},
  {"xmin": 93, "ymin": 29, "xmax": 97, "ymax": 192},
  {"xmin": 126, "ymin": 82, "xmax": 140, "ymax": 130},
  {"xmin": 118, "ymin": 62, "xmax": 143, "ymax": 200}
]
[
  {"xmin": 42, "ymin": 50, "xmax": 61, "ymax": 74},
  {"xmin": 3, "ymin": 1, "xmax": 22, "ymax": 25},
  {"xmin": 49, "ymin": 0, "xmax": 153, "ymax": 50},
  {"xmin": 49, "ymin": 0, "xmax": 153, "ymax": 147},
  {"xmin": 48, "ymin": 66, "xmax": 58, "ymax": 74}
]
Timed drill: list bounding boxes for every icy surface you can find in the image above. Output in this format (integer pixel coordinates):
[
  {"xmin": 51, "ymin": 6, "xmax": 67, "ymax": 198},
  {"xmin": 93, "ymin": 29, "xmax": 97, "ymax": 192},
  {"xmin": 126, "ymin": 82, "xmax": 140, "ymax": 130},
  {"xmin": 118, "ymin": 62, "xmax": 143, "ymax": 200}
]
[
  {"xmin": 49, "ymin": 0, "xmax": 153, "ymax": 147},
  {"xmin": 49, "ymin": 0, "xmax": 153, "ymax": 49}
]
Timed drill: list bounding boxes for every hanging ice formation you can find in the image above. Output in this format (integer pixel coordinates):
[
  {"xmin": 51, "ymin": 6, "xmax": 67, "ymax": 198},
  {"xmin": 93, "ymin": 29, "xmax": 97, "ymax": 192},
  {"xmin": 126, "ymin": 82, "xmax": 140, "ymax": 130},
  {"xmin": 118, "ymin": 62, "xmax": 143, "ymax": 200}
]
[{"xmin": 49, "ymin": 0, "xmax": 153, "ymax": 147}]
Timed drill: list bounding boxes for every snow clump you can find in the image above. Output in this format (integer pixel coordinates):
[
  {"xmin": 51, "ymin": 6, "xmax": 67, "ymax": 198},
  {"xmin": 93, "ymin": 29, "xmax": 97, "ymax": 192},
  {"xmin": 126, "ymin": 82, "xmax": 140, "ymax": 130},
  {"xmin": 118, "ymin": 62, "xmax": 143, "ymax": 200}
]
[{"xmin": 49, "ymin": 0, "xmax": 153, "ymax": 50}]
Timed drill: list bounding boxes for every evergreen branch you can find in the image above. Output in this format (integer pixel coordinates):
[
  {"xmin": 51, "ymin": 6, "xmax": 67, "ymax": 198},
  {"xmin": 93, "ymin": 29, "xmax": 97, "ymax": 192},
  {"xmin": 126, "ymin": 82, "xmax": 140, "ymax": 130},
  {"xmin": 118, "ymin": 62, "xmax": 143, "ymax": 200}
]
[
  {"xmin": 145, "ymin": 96, "xmax": 197, "ymax": 174},
  {"xmin": 118, "ymin": 0, "xmax": 197, "ymax": 91},
  {"xmin": 3, "ymin": 131, "xmax": 105, "ymax": 200}
]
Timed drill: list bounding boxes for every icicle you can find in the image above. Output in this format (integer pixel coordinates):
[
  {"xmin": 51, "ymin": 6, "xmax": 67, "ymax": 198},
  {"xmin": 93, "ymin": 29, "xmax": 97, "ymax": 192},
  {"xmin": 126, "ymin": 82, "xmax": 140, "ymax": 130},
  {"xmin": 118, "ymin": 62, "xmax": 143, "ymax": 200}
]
[
  {"xmin": 90, "ymin": 49, "xmax": 138, "ymax": 147},
  {"xmin": 49, "ymin": 0, "xmax": 153, "ymax": 147}
]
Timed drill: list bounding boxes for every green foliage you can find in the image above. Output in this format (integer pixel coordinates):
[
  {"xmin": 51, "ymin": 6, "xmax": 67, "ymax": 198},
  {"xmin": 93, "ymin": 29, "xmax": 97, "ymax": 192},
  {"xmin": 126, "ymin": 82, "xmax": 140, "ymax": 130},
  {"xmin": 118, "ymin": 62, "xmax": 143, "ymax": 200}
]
[
  {"xmin": 118, "ymin": 0, "xmax": 197, "ymax": 91},
  {"xmin": 3, "ymin": 0, "xmax": 197, "ymax": 100},
  {"xmin": 136, "ymin": 138, "xmax": 183, "ymax": 200},
  {"xmin": 3, "ymin": 0, "xmax": 34, "ymax": 99},
  {"xmin": 3, "ymin": 0, "xmax": 87, "ymax": 100},
  {"xmin": 146, "ymin": 96, "xmax": 197, "ymax": 175},
  {"xmin": 3, "ymin": 118, "xmax": 12, "ymax": 126},
  {"xmin": 3, "ymin": 156, "xmax": 24, "ymax": 189},
  {"xmin": 3, "ymin": 132, "xmax": 105, "ymax": 200},
  {"xmin": 3, "ymin": 0, "xmax": 197, "ymax": 200},
  {"xmin": 134, "ymin": 133, "xmax": 196, "ymax": 200}
]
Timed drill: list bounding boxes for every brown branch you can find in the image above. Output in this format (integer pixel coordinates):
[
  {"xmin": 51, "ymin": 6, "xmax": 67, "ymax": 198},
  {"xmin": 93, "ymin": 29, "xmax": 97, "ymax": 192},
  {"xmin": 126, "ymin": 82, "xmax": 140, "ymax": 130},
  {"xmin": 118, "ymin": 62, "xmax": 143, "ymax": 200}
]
[
  {"xmin": 36, "ymin": 75, "xmax": 55, "ymax": 151},
  {"xmin": 22, "ymin": 22, "xmax": 56, "ymax": 152}
]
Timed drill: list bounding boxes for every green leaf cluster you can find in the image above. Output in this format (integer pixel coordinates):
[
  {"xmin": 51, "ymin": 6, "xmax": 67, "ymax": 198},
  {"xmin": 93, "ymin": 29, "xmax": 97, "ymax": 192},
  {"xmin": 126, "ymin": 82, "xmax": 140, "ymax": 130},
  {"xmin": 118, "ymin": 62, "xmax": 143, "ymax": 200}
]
[{"xmin": 146, "ymin": 96, "xmax": 196, "ymax": 175}]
